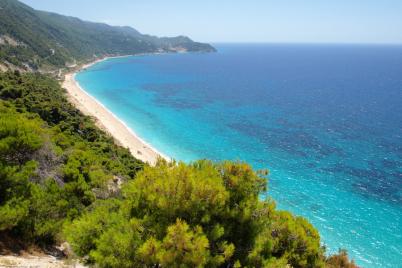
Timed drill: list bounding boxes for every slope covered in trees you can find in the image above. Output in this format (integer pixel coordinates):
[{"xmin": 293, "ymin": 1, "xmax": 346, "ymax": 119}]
[
  {"xmin": 0, "ymin": 71, "xmax": 357, "ymax": 267},
  {"xmin": 0, "ymin": 71, "xmax": 143, "ymax": 244},
  {"xmin": 0, "ymin": 0, "xmax": 215, "ymax": 71}
]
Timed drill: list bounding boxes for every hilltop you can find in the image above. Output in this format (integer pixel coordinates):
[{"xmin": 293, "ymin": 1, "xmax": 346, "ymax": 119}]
[{"xmin": 0, "ymin": 0, "xmax": 215, "ymax": 72}]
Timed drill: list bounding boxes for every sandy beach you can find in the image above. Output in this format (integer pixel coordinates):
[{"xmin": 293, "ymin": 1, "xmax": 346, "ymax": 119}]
[{"xmin": 62, "ymin": 57, "xmax": 168, "ymax": 165}]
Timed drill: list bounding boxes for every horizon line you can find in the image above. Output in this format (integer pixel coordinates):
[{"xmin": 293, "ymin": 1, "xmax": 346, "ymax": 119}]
[{"xmin": 206, "ymin": 41, "xmax": 402, "ymax": 46}]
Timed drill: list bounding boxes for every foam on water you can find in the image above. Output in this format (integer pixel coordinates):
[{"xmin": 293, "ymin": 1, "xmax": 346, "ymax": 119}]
[{"xmin": 76, "ymin": 44, "xmax": 402, "ymax": 267}]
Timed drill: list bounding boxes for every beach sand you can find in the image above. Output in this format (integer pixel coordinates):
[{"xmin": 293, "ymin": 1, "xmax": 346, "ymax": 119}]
[{"xmin": 62, "ymin": 58, "xmax": 168, "ymax": 165}]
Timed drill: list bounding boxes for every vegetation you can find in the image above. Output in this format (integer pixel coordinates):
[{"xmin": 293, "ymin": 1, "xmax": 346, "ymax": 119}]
[
  {"xmin": 0, "ymin": 1, "xmax": 357, "ymax": 266},
  {"xmin": 0, "ymin": 71, "xmax": 143, "ymax": 244},
  {"xmin": 65, "ymin": 160, "xmax": 327, "ymax": 267},
  {"xmin": 0, "ymin": 70, "xmax": 357, "ymax": 267},
  {"xmin": 325, "ymin": 250, "xmax": 358, "ymax": 268},
  {"xmin": 0, "ymin": 0, "xmax": 215, "ymax": 71}
]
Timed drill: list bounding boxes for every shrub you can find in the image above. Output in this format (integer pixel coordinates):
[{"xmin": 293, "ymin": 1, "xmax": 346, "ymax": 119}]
[{"xmin": 66, "ymin": 160, "xmax": 326, "ymax": 267}]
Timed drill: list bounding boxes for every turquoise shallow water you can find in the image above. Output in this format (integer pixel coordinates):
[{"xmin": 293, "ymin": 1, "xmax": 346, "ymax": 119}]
[{"xmin": 76, "ymin": 44, "xmax": 402, "ymax": 267}]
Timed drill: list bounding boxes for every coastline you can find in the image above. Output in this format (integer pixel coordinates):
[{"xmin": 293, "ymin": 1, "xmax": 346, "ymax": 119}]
[{"xmin": 62, "ymin": 56, "xmax": 169, "ymax": 165}]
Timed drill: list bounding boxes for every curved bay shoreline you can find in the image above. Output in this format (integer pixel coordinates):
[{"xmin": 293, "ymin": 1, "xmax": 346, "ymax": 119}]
[{"xmin": 62, "ymin": 56, "xmax": 169, "ymax": 165}]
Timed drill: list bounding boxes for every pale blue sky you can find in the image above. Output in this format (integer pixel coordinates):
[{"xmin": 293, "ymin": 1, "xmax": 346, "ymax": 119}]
[{"xmin": 21, "ymin": 0, "xmax": 402, "ymax": 44}]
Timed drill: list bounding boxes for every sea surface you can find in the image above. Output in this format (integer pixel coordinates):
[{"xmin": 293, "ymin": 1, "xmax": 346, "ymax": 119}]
[{"xmin": 76, "ymin": 44, "xmax": 402, "ymax": 267}]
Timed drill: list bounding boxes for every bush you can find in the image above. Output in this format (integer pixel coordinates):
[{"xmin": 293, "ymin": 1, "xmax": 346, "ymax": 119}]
[
  {"xmin": 65, "ymin": 160, "xmax": 326, "ymax": 267},
  {"xmin": 326, "ymin": 249, "xmax": 359, "ymax": 268}
]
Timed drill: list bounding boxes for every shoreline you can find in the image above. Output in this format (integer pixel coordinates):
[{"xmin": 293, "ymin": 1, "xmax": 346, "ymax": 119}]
[{"xmin": 62, "ymin": 55, "xmax": 170, "ymax": 165}]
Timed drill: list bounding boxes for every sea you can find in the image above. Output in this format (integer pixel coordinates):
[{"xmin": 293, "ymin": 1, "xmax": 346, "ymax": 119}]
[{"xmin": 76, "ymin": 44, "xmax": 402, "ymax": 267}]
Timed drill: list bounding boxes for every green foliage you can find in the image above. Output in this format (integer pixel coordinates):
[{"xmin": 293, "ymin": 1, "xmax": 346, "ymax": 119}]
[
  {"xmin": 66, "ymin": 160, "xmax": 328, "ymax": 267},
  {"xmin": 139, "ymin": 219, "xmax": 211, "ymax": 267},
  {"xmin": 0, "ymin": 71, "xmax": 143, "ymax": 244},
  {"xmin": 0, "ymin": 197, "xmax": 29, "ymax": 231},
  {"xmin": 249, "ymin": 211, "xmax": 324, "ymax": 268},
  {"xmin": 123, "ymin": 160, "xmax": 229, "ymax": 228},
  {"xmin": 90, "ymin": 217, "xmax": 144, "ymax": 268},
  {"xmin": 0, "ymin": 106, "xmax": 43, "ymax": 164},
  {"xmin": 0, "ymin": 71, "xmax": 144, "ymax": 177},
  {"xmin": 64, "ymin": 200, "xmax": 124, "ymax": 257},
  {"xmin": 0, "ymin": 105, "xmax": 41, "ymax": 231},
  {"xmin": 28, "ymin": 181, "xmax": 69, "ymax": 239}
]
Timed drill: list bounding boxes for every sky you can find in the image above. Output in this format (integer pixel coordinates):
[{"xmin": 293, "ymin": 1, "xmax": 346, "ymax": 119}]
[{"xmin": 20, "ymin": 0, "xmax": 402, "ymax": 44}]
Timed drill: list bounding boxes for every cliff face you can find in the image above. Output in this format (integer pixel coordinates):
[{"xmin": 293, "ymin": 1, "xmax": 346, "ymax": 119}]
[{"xmin": 0, "ymin": 0, "xmax": 215, "ymax": 71}]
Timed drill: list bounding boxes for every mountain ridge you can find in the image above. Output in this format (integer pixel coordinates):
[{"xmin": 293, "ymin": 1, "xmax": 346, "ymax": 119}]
[{"xmin": 0, "ymin": 0, "xmax": 215, "ymax": 72}]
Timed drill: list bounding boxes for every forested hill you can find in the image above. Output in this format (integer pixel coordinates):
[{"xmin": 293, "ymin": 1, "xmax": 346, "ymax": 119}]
[{"xmin": 0, "ymin": 0, "xmax": 215, "ymax": 71}]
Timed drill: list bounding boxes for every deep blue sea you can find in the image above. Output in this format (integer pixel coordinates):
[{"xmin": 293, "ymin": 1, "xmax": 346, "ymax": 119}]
[{"xmin": 76, "ymin": 44, "xmax": 402, "ymax": 267}]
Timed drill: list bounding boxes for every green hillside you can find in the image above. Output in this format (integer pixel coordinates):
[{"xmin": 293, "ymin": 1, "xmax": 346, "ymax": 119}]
[{"xmin": 0, "ymin": 0, "xmax": 215, "ymax": 71}]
